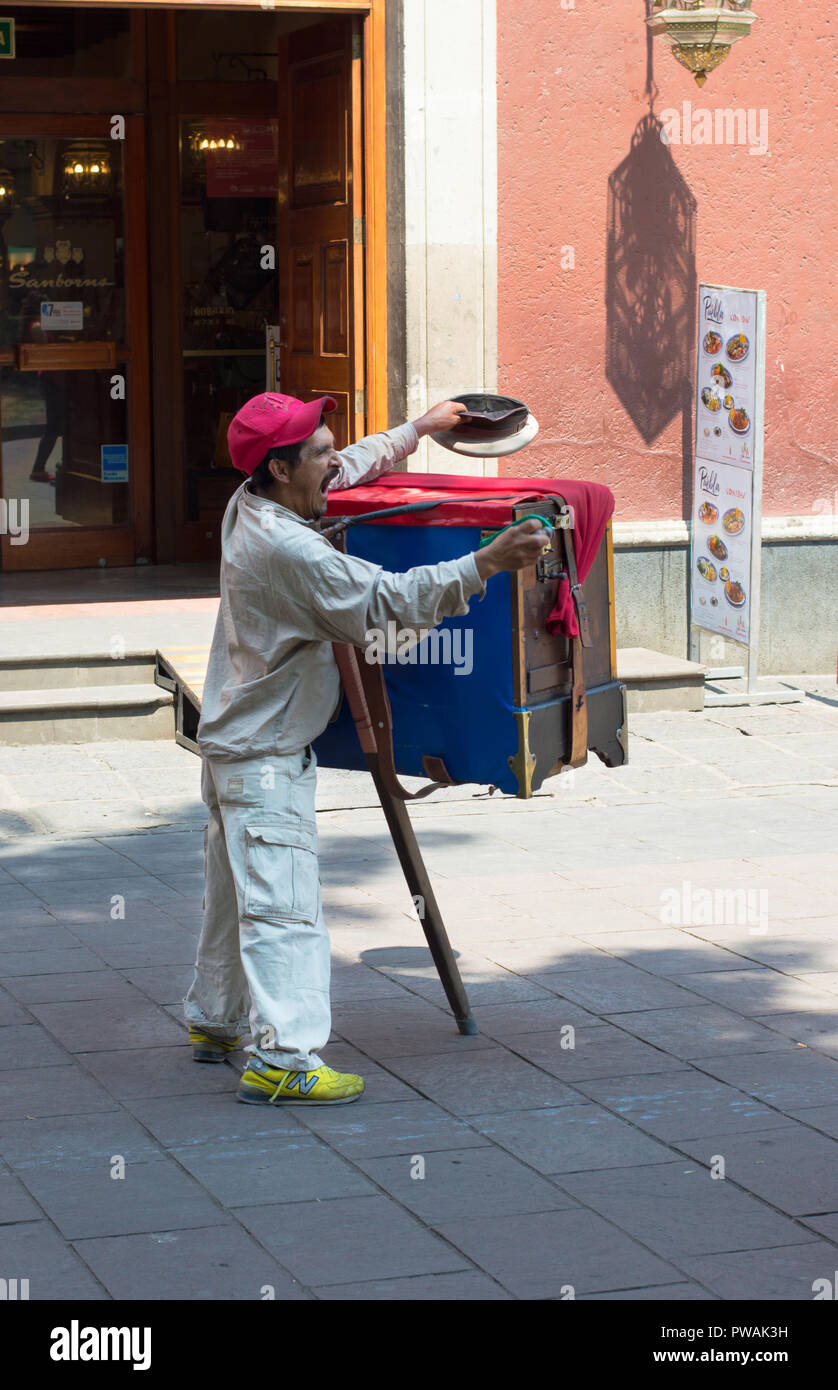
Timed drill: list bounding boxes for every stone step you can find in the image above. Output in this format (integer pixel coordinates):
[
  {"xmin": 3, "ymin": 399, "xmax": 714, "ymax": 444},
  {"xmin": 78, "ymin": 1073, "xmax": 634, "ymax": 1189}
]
[
  {"xmin": 616, "ymin": 647, "xmax": 705, "ymax": 713},
  {"xmin": 0, "ymin": 683, "xmax": 175, "ymax": 744},
  {"xmin": 0, "ymin": 652, "xmax": 158, "ymax": 691}
]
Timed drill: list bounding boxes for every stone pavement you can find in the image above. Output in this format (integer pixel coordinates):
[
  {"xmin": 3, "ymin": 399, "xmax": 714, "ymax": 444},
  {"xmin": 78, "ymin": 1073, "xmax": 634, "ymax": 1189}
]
[{"xmin": 0, "ymin": 679, "xmax": 837, "ymax": 1301}]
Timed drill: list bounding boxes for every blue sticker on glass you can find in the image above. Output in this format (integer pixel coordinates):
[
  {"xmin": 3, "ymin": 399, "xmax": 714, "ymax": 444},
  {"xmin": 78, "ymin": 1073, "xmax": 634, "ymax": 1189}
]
[{"xmin": 101, "ymin": 444, "xmax": 129, "ymax": 483}]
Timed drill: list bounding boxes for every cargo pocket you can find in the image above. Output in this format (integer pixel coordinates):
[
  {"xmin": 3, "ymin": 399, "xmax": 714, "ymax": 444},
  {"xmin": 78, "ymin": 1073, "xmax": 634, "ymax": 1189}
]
[{"xmin": 243, "ymin": 818, "xmax": 319, "ymax": 925}]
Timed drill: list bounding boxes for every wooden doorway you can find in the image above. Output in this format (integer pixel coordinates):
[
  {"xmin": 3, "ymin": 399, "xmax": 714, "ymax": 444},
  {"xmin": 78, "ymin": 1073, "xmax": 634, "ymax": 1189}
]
[{"xmin": 149, "ymin": 8, "xmax": 369, "ymax": 564}]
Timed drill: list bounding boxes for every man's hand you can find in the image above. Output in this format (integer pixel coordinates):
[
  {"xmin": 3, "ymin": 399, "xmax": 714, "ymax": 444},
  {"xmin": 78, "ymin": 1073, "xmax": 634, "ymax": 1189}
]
[
  {"xmin": 473, "ymin": 519, "xmax": 552, "ymax": 582},
  {"xmin": 411, "ymin": 400, "xmax": 469, "ymax": 439}
]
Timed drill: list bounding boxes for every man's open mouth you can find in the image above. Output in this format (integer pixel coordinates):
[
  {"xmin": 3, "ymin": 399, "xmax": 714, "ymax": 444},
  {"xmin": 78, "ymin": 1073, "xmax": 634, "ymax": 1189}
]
[{"xmin": 320, "ymin": 465, "xmax": 340, "ymax": 496}]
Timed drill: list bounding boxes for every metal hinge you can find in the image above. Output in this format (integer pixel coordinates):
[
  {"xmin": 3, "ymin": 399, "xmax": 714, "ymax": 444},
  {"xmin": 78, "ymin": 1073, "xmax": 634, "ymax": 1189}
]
[
  {"xmin": 352, "ymin": 32, "xmax": 362, "ymax": 60},
  {"xmin": 354, "ymin": 387, "xmax": 366, "ymax": 416},
  {"xmin": 353, "ymin": 216, "xmax": 365, "ymax": 246}
]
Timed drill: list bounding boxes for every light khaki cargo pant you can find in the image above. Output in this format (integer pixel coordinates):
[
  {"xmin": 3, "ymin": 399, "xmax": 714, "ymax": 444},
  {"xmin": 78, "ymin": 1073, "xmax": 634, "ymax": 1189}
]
[{"xmin": 184, "ymin": 746, "xmax": 330, "ymax": 1070}]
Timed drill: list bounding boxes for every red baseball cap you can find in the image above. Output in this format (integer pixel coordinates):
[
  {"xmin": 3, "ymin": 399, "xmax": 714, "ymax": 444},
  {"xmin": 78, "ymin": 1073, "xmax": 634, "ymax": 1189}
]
[{"xmin": 227, "ymin": 392, "xmax": 337, "ymax": 476}]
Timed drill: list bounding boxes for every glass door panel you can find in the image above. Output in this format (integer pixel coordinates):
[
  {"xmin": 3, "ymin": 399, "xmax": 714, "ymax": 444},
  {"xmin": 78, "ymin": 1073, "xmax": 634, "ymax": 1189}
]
[
  {"xmin": 179, "ymin": 116, "xmax": 278, "ymax": 525},
  {"xmin": 0, "ymin": 118, "xmax": 146, "ymax": 568}
]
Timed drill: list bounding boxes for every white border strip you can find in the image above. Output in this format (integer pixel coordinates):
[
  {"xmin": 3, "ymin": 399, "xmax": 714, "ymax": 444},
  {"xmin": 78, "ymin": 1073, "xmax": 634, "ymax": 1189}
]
[{"xmin": 613, "ymin": 515, "xmax": 838, "ymax": 547}]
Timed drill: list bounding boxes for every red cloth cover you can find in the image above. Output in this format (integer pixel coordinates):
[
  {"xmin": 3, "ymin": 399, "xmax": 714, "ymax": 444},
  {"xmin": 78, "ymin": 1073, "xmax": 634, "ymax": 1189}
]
[{"xmin": 326, "ymin": 472, "xmax": 615, "ymax": 639}]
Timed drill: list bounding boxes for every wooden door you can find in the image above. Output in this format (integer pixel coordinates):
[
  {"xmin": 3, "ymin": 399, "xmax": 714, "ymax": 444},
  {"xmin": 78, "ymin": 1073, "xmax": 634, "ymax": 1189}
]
[{"xmin": 277, "ymin": 17, "xmax": 364, "ymax": 450}]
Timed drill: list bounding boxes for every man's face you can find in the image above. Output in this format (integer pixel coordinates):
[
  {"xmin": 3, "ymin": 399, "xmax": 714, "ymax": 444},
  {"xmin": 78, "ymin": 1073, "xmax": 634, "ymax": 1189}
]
[{"xmin": 269, "ymin": 424, "xmax": 341, "ymax": 520}]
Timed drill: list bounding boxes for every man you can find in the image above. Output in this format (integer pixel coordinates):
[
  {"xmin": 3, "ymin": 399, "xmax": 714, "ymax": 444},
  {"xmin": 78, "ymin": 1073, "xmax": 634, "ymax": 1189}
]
[{"xmin": 185, "ymin": 392, "xmax": 550, "ymax": 1106}]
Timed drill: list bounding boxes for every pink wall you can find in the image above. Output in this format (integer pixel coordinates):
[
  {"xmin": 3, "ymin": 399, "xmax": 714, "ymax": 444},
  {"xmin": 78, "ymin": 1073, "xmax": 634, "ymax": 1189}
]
[{"xmin": 496, "ymin": 4, "xmax": 838, "ymax": 519}]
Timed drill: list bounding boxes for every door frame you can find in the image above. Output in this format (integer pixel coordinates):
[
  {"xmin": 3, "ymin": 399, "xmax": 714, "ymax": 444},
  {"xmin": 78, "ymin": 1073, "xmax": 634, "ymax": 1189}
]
[
  {"xmin": 0, "ymin": 1, "xmax": 389, "ymax": 570},
  {"xmin": 0, "ymin": 110, "xmax": 152, "ymax": 571},
  {"xmin": 144, "ymin": 1, "xmax": 388, "ymax": 563}
]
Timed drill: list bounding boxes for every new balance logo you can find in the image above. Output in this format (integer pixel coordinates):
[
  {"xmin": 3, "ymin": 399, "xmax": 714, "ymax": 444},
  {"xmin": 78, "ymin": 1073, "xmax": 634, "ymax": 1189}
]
[{"xmin": 284, "ymin": 1071, "xmax": 318, "ymax": 1095}]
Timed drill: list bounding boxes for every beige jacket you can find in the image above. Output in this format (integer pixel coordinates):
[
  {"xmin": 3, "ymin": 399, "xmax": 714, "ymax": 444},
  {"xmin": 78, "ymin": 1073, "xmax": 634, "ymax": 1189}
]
[{"xmin": 197, "ymin": 424, "xmax": 486, "ymax": 761}]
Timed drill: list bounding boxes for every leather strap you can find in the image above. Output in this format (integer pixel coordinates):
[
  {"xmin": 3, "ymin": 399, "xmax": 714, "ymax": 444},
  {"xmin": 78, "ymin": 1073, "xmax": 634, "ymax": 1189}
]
[
  {"xmin": 332, "ymin": 641, "xmax": 455, "ymax": 801},
  {"xmin": 566, "ymin": 632, "xmax": 588, "ymax": 767}
]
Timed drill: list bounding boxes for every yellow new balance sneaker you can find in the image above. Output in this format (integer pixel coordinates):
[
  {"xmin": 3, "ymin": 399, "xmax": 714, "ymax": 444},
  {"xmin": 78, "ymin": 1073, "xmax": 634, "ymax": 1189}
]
[
  {"xmin": 237, "ymin": 1061, "xmax": 364, "ymax": 1106},
  {"xmin": 189, "ymin": 1027, "xmax": 241, "ymax": 1063}
]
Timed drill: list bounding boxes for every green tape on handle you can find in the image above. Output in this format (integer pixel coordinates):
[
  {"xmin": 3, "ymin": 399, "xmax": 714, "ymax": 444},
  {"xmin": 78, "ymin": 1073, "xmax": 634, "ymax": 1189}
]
[{"xmin": 478, "ymin": 514, "xmax": 555, "ymax": 548}]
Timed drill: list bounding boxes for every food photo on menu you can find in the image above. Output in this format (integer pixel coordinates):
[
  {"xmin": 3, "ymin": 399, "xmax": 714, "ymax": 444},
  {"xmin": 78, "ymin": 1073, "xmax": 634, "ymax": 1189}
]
[
  {"xmin": 699, "ymin": 319, "xmax": 755, "ymax": 465},
  {"xmin": 692, "ymin": 473, "xmax": 751, "ymax": 638}
]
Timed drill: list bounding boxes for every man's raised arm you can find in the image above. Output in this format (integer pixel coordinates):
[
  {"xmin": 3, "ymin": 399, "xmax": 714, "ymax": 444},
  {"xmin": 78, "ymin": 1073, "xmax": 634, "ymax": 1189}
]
[{"xmin": 327, "ymin": 400, "xmax": 468, "ymax": 491}]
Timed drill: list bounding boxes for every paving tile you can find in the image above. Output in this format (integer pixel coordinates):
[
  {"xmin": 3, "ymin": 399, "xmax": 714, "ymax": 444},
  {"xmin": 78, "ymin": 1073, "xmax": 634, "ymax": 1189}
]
[
  {"xmin": 434, "ymin": 1208, "xmax": 678, "ymax": 1298},
  {"xmin": 480, "ymin": 936, "xmax": 623, "ymax": 976},
  {"xmin": 1, "ymin": 969, "xmax": 140, "ymax": 1004},
  {"xmin": 236, "ymin": 1194, "xmax": 470, "ymax": 1286},
  {"xmin": 59, "ymin": 924, "xmax": 199, "ymax": 970},
  {"xmin": 676, "ymin": 1244, "xmax": 838, "ymax": 1301},
  {"xmin": 78, "ymin": 1045, "xmax": 237, "ymax": 1099},
  {"xmin": 0, "ymin": 845, "xmax": 140, "ymax": 881},
  {"xmin": 798, "ymin": 971, "xmax": 838, "ymax": 996},
  {"xmin": 676, "ymin": 969, "xmax": 838, "ymax": 1017},
  {"xmin": 327, "ymin": 965, "xmax": 408, "ymax": 1003},
  {"xmin": 331, "ymin": 997, "xmax": 493, "ymax": 1058},
  {"xmin": 0, "ymin": 1065, "xmax": 118, "ymax": 1122},
  {"xmin": 0, "ymin": 946, "xmax": 104, "ymax": 977},
  {"xmin": 751, "ymin": 1011, "xmax": 838, "ymax": 1057},
  {"xmin": 123, "ymin": 1090, "xmax": 307, "ymax": 1149},
  {"xmin": 575, "ymin": 1070, "xmax": 793, "ymax": 1141},
  {"xmin": 295, "ymin": 1099, "xmax": 489, "ymax": 1159},
  {"xmin": 489, "ymin": 891, "xmax": 658, "ymax": 935},
  {"xmin": 555, "ymin": 1162, "xmax": 814, "ymax": 1258},
  {"xmin": 783, "ymin": 1105, "xmax": 838, "ymax": 1142},
  {"xmin": 675, "ymin": 1126, "xmax": 838, "ymax": 1218},
  {"xmin": 584, "ymin": 1282, "xmax": 715, "ymax": 1300},
  {"xmin": 170, "ymin": 1134, "xmax": 375, "ymax": 1206},
  {"xmin": 799, "ymin": 1212, "xmax": 838, "ymax": 1242},
  {"xmin": 378, "ymin": 1046, "xmax": 588, "ymax": 1116},
  {"xmin": 119, "ymin": 964, "xmax": 193, "ymax": 1005},
  {"xmin": 73, "ymin": 1225, "xmax": 309, "ymax": 1301},
  {"xmin": 603, "ymin": 1004, "xmax": 795, "ymax": 1061},
  {"xmin": 0, "ymin": 924, "xmax": 81, "ymax": 955},
  {"xmin": 472, "ymin": 996, "xmax": 606, "ymax": 1041},
  {"xmin": 471, "ymin": 1104, "xmax": 675, "ymax": 1174},
  {"xmin": 18, "ymin": 1156, "xmax": 223, "ymax": 1239},
  {"xmin": 375, "ymin": 962, "xmax": 555, "ymax": 1008},
  {"xmin": 0, "ymin": 1110, "xmax": 162, "ymax": 1170},
  {"xmin": 0, "ymin": 1168, "xmax": 43, "ymax": 1222},
  {"xmin": 699, "ymin": 933, "xmax": 838, "ymax": 974},
  {"xmin": 356, "ymin": 1146, "xmax": 575, "ymax": 1224},
  {"xmin": 0, "ymin": 986, "xmax": 30, "ymax": 1027},
  {"xmin": 26, "ymin": 997, "xmax": 186, "ymax": 1053},
  {"xmin": 689, "ymin": 1050, "xmax": 838, "ymax": 1113},
  {"xmin": 0, "ymin": 1221, "xmax": 108, "ymax": 1299},
  {"xmin": 313, "ymin": 1271, "xmax": 512, "ymax": 1300},
  {"xmin": 569, "ymin": 928, "xmax": 764, "ymax": 976},
  {"xmin": 0, "ymin": 1022, "xmax": 71, "ymax": 1070},
  {"xmin": 501, "ymin": 1025, "xmax": 688, "ymax": 1082},
  {"xmin": 534, "ymin": 964, "xmax": 709, "ymax": 1014}
]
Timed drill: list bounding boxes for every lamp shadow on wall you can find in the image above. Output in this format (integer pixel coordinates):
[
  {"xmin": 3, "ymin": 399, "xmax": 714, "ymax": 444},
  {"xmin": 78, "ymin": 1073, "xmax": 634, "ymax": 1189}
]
[{"xmin": 605, "ymin": 111, "xmax": 697, "ymax": 515}]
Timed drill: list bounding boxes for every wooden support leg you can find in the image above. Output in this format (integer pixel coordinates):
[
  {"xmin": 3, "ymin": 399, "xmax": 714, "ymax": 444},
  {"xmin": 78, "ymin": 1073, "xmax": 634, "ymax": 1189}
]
[{"xmin": 367, "ymin": 757, "xmax": 478, "ymax": 1036}]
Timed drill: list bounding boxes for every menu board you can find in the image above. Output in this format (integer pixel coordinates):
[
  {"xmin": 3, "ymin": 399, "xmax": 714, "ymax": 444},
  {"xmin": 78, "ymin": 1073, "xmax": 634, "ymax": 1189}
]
[
  {"xmin": 205, "ymin": 119, "xmax": 278, "ymax": 199},
  {"xmin": 691, "ymin": 458, "xmax": 752, "ymax": 643},
  {"xmin": 695, "ymin": 287, "xmax": 758, "ymax": 469},
  {"xmin": 691, "ymin": 284, "xmax": 765, "ymax": 647}
]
